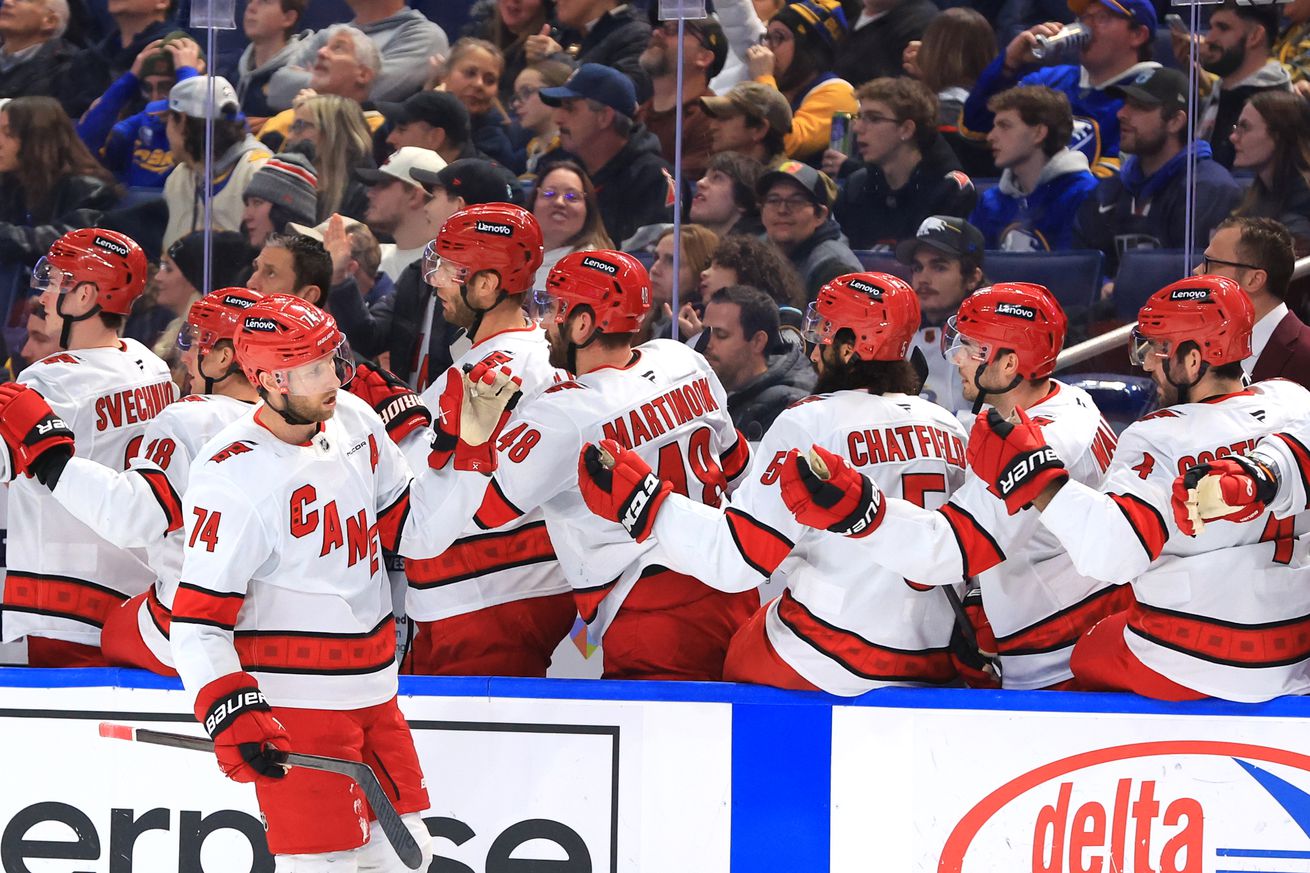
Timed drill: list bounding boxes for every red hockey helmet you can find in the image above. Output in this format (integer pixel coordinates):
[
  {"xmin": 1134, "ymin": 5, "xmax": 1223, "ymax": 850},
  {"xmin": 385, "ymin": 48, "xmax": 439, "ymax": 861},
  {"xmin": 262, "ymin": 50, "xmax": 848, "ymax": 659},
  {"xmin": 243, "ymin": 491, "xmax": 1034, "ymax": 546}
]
[
  {"xmin": 1131, "ymin": 274, "xmax": 1253, "ymax": 368},
  {"xmin": 944, "ymin": 282, "xmax": 1067, "ymax": 380},
  {"xmin": 32, "ymin": 229, "xmax": 149, "ymax": 315},
  {"xmin": 424, "ymin": 203, "xmax": 544, "ymax": 294},
  {"xmin": 234, "ymin": 294, "xmax": 354, "ymax": 394},
  {"xmin": 803, "ymin": 272, "xmax": 921, "ymax": 361},
  {"xmin": 534, "ymin": 250, "xmax": 652, "ymax": 333},
  {"xmin": 179, "ymin": 287, "xmax": 264, "ymax": 355}
]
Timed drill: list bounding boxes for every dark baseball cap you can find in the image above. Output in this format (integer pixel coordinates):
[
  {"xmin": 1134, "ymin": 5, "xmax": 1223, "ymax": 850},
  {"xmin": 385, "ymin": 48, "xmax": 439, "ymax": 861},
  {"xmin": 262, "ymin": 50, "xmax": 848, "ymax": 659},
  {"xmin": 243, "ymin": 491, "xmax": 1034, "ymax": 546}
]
[
  {"xmin": 539, "ymin": 63, "xmax": 638, "ymax": 119},
  {"xmin": 895, "ymin": 216, "xmax": 985, "ymax": 264},
  {"xmin": 377, "ymin": 91, "xmax": 470, "ymax": 143},
  {"xmin": 647, "ymin": 11, "xmax": 729, "ymax": 79},
  {"xmin": 756, "ymin": 160, "xmax": 837, "ymax": 209},
  {"xmin": 410, "ymin": 158, "xmax": 520, "ymax": 206},
  {"xmin": 1107, "ymin": 67, "xmax": 1188, "ymax": 113}
]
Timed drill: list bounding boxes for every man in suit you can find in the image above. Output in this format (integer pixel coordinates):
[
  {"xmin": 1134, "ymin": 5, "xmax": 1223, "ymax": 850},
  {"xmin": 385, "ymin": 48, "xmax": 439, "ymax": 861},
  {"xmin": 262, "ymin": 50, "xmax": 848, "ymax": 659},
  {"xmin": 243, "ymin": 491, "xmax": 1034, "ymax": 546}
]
[{"xmin": 1195, "ymin": 216, "xmax": 1310, "ymax": 388}]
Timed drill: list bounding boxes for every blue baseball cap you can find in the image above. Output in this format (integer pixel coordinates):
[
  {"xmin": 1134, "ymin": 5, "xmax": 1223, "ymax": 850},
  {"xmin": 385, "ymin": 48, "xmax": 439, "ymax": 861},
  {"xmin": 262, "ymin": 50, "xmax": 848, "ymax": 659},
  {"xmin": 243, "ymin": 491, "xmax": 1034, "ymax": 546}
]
[
  {"xmin": 1069, "ymin": 0, "xmax": 1157, "ymax": 35},
  {"xmin": 538, "ymin": 63, "xmax": 638, "ymax": 119}
]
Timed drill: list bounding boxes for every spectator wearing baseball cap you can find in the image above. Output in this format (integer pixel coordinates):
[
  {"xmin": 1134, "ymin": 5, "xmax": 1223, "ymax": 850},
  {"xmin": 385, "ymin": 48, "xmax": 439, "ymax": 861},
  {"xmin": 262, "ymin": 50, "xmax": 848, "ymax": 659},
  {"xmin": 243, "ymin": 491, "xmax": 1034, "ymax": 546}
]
[
  {"xmin": 894, "ymin": 215, "xmax": 986, "ymax": 415},
  {"xmin": 355, "ymin": 145, "xmax": 446, "ymax": 279},
  {"xmin": 1074, "ymin": 66, "xmax": 1242, "ymax": 277},
  {"xmin": 835, "ymin": 0, "xmax": 938, "ymax": 88},
  {"xmin": 962, "ymin": 0, "xmax": 1160, "ymax": 178},
  {"xmin": 524, "ymin": 0, "xmax": 652, "ymax": 102},
  {"xmin": 747, "ymin": 0, "xmax": 857, "ymax": 164},
  {"xmin": 758, "ymin": 160, "xmax": 862, "ymax": 298},
  {"xmin": 540, "ymin": 62, "xmax": 676, "ymax": 247},
  {"xmin": 700, "ymin": 82, "xmax": 793, "ymax": 169},
  {"xmin": 162, "ymin": 76, "xmax": 273, "ymax": 250},
  {"xmin": 241, "ymin": 151, "xmax": 319, "ymax": 249},
  {"xmin": 636, "ymin": 13, "xmax": 727, "ymax": 179},
  {"xmin": 380, "ymin": 91, "xmax": 477, "ymax": 164}
]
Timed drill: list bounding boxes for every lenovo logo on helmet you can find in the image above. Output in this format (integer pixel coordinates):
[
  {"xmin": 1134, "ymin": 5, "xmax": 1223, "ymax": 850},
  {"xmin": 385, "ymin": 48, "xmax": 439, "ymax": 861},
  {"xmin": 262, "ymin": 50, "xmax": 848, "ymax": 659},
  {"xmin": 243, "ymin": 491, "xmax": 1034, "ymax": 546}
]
[
  {"xmin": 475, "ymin": 221, "xmax": 513, "ymax": 237},
  {"xmin": 847, "ymin": 279, "xmax": 883, "ymax": 298},
  {"xmin": 996, "ymin": 302, "xmax": 1036, "ymax": 320},
  {"xmin": 1170, "ymin": 288, "xmax": 1211, "ymax": 301},
  {"xmin": 244, "ymin": 317, "xmax": 279, "ymax": 332},
  {"xmin": 93, "ymin": 235, "xmax": 130, "ymax": 257},
  {"xmin": 223, "ymin": 294, "xmax": 256, "ymax": 309},
  {"xmin": 582, "ymin": 256, "xmax": 618, "ymax": 275}
]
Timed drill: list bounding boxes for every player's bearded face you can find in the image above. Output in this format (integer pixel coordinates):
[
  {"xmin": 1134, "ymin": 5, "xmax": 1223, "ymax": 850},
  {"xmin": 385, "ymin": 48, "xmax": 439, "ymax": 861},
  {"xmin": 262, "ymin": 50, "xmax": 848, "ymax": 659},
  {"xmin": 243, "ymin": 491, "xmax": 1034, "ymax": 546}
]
[{"xmin": 275, "ymin": 388, "xmax": 339, "ymax": 422}]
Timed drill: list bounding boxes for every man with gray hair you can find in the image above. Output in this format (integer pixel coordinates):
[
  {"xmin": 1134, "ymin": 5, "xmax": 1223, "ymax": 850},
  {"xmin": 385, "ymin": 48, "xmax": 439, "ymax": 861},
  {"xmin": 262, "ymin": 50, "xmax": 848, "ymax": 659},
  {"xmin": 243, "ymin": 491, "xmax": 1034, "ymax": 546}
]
[
  {"xmin": 0, "ymin": 0, "xmax": 75, "ymax": 107},
  {"xmin": 257, "ymin": 24, "xmax": 381, "ymax": 150},
  {"xmin": 265, "ymin": 0, "xmax": 446, "ymax": 110}
]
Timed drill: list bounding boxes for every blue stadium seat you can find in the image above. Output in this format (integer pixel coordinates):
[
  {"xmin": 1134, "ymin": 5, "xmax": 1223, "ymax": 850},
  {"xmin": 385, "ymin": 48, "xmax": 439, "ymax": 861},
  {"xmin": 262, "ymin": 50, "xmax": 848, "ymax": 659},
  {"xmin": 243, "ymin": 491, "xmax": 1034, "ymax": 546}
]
[
  {"xmin": 981, "ymin": 250, "xmax": 1103, "ymax": 312},
  {"xmin": 1112, "ymin": 249, "xmax": 1191, "ymax": 321},
  {"xmin": 852, "ymin": 251, "xmax": 912, "ymax": 281},
  {"xmin": 1066, "ymin": 373, "xmax": 1157, "ymax": 433}
]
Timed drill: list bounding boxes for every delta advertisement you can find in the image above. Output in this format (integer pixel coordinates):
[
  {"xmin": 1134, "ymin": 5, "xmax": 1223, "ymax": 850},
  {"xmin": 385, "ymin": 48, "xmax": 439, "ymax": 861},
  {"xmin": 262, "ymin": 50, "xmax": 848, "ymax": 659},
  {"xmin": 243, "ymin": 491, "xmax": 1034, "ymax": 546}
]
[{"xmin": 831, "ymin": 701, "xmax": 1310, "ymax": 873}]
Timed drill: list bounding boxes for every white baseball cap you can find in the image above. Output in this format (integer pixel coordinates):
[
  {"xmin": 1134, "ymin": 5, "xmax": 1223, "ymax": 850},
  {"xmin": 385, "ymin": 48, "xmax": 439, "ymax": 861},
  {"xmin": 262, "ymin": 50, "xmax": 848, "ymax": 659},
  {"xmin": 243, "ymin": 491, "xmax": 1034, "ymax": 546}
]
[
  {"xmin": 354, "ymin": 146, "xmax": 447, "ymax": 192},
  {"xmin": 168, "ymin": 76, "xmax": 241, "ymax": 119}
]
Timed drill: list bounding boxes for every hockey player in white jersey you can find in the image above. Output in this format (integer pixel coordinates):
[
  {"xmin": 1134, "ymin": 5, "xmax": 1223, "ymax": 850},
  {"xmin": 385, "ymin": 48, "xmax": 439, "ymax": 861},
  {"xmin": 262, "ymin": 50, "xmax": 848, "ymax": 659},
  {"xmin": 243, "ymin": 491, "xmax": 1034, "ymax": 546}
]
[
  {"xmin": 576, "ymin": 272, "xmax": 970, "ymax": 694},
  {"xmin": 403, "ymin": 202, "xmax": 578, "ymax": 677},
  {"xmin": 0, "ymin": 288, "xmax": 264, "ymax": 675},
  {"xmin": 776, "ymin": 283, "xmax": 1128, "ymax": 689},
  {"xmin": 967, "ymin": 275, "xmax": 1310, "ymax": 702},
  {"xmin": 0, "ymin": 229, "xmax": 174, "ymax": 667}
]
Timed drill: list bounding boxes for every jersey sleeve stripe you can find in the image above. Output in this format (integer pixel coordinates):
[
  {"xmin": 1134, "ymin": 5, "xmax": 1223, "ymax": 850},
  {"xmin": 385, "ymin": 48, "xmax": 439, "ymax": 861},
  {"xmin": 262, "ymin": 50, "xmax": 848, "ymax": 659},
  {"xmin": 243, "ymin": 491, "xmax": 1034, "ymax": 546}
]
[
  {"xmin": 719, "ymin": 431, "xmax": 750, "ymax": 483},
  {"xmin": 573, "ymin": 579, "xmax": 617, "ymax": 624},
  {"xmin": 376, "ymin": 486, "xmax": 411, "ymax": 553},
  {"xmin": 1127, "ymin": 600, "xmax": 1310, "ymax": 668},
  {"xmin": 145, "ymin": 586, "xmax": 172, "ymax": 637},
  {"xmin": 1272, "ymin": 431, "xmax": 1310, "ymax": 509},
  {"xmin": 2, "ymin": 572, "xmax": 127, "ymax": 628},
  {"xmin": 137, "ymin": 469, "xmax": 184, "ymax": 534},
  {"xmin": 995, "ymin": 583, "xmax": 1134, "ymax": 655},
  {"xmin": 939, "ymin": 503, "xmax": 1006, "ymax": 577},
  {"xmin": 407, "ymin": 521, "xmax": 556, "ymax": 588},
  {"xmin": 234, "ymin": 616, "xmax": 396, "ymax": 675},
  {"xmin": 172, "ymin": 583, "xmax": 245, "ymax": 630},
  {"xmin": 1108, "ymin": 492, "xmax": 1168, "ymax": 561},
  {"xmin": 474, "ymin": 478, "xmax": 526, "ymax": 530},
  {"xmin": 723, "ymin": 508, "xmax": 794, "ymax": 578}
]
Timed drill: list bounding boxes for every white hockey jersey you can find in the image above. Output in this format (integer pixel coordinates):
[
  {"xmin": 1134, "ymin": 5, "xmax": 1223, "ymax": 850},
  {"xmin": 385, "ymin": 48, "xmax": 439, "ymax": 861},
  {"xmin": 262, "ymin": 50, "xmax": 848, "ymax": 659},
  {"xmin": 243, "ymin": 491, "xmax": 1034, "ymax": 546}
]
[
  {"xmin": 3, "ymin": 341, "xmax": 175, "ymax": 646},
  {"xmin": 171, "ymin": 391, "xmax": 457, "ymax": 709},
  {"xmin": 841, "ymin": 381, "xmax": 1126, "ymax": 689},
  {"xmin": 912, "ymin": 325, "xmax": 968, "ymax": 417},
  {"xmin": 406, "ymin": 325, "xmax": 571, "ymax": 622},
  {"xmin": 648, "ymin": 389, "xmax": 968, "ymax": 696},
  {"xmin": 1041, "ymin": 379, "xmax": 1310, "ymax": 701},
  {"xmin": 50, "ymin": 393, "xmax": 255, "ymax": 667}
]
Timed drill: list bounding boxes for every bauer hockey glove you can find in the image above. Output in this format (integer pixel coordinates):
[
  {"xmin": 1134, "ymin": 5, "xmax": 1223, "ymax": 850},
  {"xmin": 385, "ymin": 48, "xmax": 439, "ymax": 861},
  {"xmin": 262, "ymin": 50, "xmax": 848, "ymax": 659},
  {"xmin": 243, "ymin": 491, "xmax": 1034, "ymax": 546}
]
[
  {"xmin": 1171, "ymin": 453, "xmax": 1279, "ymax": 536},
  {"xmin": 778, "ymin": 445, "xmax": 884, "ymax": 537},
  {"xmin": 347, "ymin": 361, "xmax": 432, "ymax": 444},
  {"xmin": 579, "ymin": 439, "xmax": 672, "ymax": 543},
  {"xmin": 0, "ymin": 383, "xmax": 74, "ymax": 487},
  {"xmin": 430, "ymin": 361, "xmax": 523, "ymax": 473},
  {"xmin": 967, "ymin": 407, "xmax": 1067, "ymax": 514},
  {"xmin": 194, "ymin": 672, "xmax": 289, "ymax": 784}
]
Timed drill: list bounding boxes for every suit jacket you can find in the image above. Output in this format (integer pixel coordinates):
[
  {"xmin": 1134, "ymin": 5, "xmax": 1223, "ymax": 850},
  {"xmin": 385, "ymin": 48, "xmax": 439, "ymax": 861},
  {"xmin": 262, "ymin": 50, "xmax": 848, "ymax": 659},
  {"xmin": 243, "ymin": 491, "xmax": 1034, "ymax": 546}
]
[{"xmin": 1252, "ymin": 310, "xmax": 1310, "ymax": 389}]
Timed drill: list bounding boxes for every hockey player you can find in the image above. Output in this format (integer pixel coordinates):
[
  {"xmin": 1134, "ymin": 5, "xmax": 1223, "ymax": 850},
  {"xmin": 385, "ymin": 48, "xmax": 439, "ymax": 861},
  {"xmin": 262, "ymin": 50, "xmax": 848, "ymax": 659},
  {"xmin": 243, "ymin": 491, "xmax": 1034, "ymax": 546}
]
[
  {"xmin": 575, "ymin": 272, "xmax": 969, "ymax": 694},
  {"xmin": 0, "ymin": 229, "xmax": 174, "ymax": 667},
  {"xmin": 775, "ymin": 283, "xmax": 1128, "ymax": 689},
  {"xmin": 966, "ymin": 275, "xmax": 1310, "ymax": 701},
  {"xmin": 401, "ymin": 202, "xmax": 579, "ymax": 677},
  {"xmin": 0, "ymin": 288, "xmax": 264, "ymax": 675}
]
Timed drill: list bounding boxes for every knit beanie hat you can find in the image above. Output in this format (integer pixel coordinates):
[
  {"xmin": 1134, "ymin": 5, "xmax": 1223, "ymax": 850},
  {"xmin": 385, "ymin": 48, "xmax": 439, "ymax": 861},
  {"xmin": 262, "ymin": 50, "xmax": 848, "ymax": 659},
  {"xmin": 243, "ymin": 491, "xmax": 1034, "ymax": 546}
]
[
  {"xmin": 166, "ymin": 231, "xmax": 254, "ymax": 293},
  {"xmin": 242, "ymin": 153, "xmax": 318, "ymax": 228},
  {"xmin": 771, "ymin": 0, "xmax": 848, "ymax": 61}
]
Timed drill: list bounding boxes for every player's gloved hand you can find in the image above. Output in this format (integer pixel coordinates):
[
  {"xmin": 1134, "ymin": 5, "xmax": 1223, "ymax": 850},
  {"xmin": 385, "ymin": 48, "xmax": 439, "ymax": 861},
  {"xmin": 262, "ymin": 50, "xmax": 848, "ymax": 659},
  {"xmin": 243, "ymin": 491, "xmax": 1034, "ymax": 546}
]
[
  {"xmin": 347, "ymin": 361, "xmax": 431, "ymax": 444},
  {"xmin": 194, "ymin": 671, "xmax": 289, "ymax": 784},
  {"xmin": 778, "ymin": 445, "xmax": 884, "ymax": 537},
  {"xmin": 1171, "ymin": 453, "xmax": 1279, "ymax": 536},
  {"xmin": 578, "ymin": 438, "xmax": 671, "ymax": 542},
  {"xmin": 429, "ymin": 360, "xmax": 524, "ymax": 473},
  {"xmin": 0, "ymin": 383, "xmax": 74, "ymax": 488},
  {"xmin": 967, "ymin": 407, "xmax": 1067, "ymax": 514},
  {"xmin": 947, "ymin": 588, "xmax": 1002, "ymax": 689}
]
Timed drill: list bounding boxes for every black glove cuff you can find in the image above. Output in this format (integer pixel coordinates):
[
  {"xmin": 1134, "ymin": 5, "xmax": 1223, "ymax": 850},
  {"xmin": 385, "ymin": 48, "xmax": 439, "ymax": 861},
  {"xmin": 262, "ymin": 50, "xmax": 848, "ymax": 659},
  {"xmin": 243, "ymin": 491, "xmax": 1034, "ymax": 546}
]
[
  {"xmin": 203, "ymin": 686, "xmax": 270, "ymax": 738},
  {"xmin": 31, "ymin": 445, "xmax": 72, "ymax": 490}
]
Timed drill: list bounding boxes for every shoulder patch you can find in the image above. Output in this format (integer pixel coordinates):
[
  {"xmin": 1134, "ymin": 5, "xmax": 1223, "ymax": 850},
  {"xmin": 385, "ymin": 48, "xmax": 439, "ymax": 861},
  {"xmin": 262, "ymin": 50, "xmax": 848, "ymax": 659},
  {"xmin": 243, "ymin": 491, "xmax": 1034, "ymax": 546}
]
[
  {"xmin": 544, "ymin": 380, "xmax": 586, "ymax": 393},
  {"xmin": 180, "ymin": 395, "xmax": 209, "ymax": 403},
  {"xmin": 209, "ymin": 440, "xmax": 256, "ymax": 463},
  {"xmin": 1140, "ymin": 408, "xmax": 1180, "ymax": 421},
  {"xmin": 786, "ymin": 394, "xmax": 824, "ymax": 410},
  {"xmin": 39, "ymin": 353, "xmax": 79, "ymax": 366}
]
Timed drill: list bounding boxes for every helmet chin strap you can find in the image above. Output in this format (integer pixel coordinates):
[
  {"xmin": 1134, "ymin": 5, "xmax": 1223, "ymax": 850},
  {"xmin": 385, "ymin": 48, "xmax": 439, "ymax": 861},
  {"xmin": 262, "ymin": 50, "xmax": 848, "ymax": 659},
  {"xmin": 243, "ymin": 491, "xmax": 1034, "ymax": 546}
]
[
  {"xmin": 196, "ymin": 351, "xmax": 240, "ymax": 395},
  {"xmin": 970, "ymin": 359, "xmax": 1023, "ymax": 414},
  {"xmin": 459, "ymin": 277, "xmax": 508, "ymax": 341},
  {"xmin": 1164, "ymin": 356, "xmax": 1208, "ymax": 404},
  {"xmin": 55, "ymin": 288, "xmax": 101, "ymax": 350},
  {"xmin": 262, "ymin": 387, "xmax": 316, "ymax": 426}
]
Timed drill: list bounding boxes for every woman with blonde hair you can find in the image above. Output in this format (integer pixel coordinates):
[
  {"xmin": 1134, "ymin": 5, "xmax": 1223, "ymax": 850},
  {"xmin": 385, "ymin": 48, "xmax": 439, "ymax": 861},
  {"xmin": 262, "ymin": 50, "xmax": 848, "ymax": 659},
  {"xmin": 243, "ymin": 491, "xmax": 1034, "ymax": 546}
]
[
  {"xmin": 287, "ymin": 93, "xmax": 374, "ymax": 221},
  {"xmin": 442, "ymin": 37, "xmax": 515, "ymax": 168}
]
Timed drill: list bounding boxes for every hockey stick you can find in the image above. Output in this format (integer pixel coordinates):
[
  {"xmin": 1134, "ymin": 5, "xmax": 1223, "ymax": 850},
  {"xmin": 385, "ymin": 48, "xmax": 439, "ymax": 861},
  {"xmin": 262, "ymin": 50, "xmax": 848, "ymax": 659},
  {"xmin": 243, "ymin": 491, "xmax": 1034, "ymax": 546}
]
[{"xmin": 98, "ymin": 723, "xmax": 423, "ymax": 869}]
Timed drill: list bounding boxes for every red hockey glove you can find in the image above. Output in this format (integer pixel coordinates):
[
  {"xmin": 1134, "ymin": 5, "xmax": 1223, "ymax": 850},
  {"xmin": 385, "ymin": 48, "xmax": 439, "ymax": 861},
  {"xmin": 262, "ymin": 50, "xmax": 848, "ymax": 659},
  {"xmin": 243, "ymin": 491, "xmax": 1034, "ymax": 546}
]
[
  {"xmin": 0, "ymin": 383, "xmax": 74, "ymax": 487},
  {"xmin": 778, "ymin": 445, "xmax": 884, "ymax": 537},
  {"xmin": 578, "ymin": 439, "xmax": 671, "ymax": 542},
  {"xmin": 429, "ymin": 361, "xmax": 523, "ymax": 473},
  {"xmin": 1171, "ymin": 454, "xmax": 1279, "ymax": 536},
  {"xmin": 347, "ymin": 361, "xmax": 431, "ymax": 444},
  {"xmin": 194, "ymin": 672, "xmax": 289, "ymax": 784},
  {"xmin": 947, "ymin": 588, "xmax": 1001, "ymax": 689},
  {"xmin": 967, "ymin": 407, "xmax": 1067, "ymax": 514}
]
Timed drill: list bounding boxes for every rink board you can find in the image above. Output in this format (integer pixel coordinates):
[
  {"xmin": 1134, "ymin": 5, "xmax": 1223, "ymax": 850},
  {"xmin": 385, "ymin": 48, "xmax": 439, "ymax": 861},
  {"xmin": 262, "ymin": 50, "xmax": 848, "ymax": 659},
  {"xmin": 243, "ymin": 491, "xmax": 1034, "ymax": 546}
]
[{"xmin": 0, "ymin": 670, "xmax": 1307, "ymax": 871}]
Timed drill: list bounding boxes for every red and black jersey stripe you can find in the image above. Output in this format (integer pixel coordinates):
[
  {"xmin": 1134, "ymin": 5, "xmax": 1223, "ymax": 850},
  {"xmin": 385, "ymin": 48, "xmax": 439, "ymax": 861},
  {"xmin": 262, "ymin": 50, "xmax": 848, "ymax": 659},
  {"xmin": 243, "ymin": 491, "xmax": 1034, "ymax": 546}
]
[
  {"xmin": 376, "ymin": 487, "xmax": 411, "ymax": 552},
  {"xmin": 1128, "ymin": 601, "xmax": 1310, "ymax": 669},
  {"xmin": 719, "ymin": 432, "xmax": 750, "ymax": 484},
  {"xmin": 1271, "ymin": 431, "xmax": 1310, "ymax": 510},
  {"xmin": 136, "ymin": 469, "xmax": 183, "ymax": 534},
  {"xmin": 407, "ymin": 521, "xmax": 555, "ymax": 588},
  {"xmin": 235, "ymin": 616, "xmax": 396, "ymax": 675},
  {"xmin": 940, "ymin": 503, "xmax": 1006, "ymax": 577},
  {"xmin": 724, "ymin": 508, "xmax": 793, "ymax": 578},
  {"xmin": 171, "ymin": 583, "xmax": 245, "ymax": 630},
  {"xmin": 996, "ymin": 584, "xmax": 1134, "ymax": 655},
  {"xmin": 474, "ymin": 478, "xmax": 525, "ymax": 530},
  {"xmin": 3, "ymin": 571, "xmax": 127, "ymax": 628},
  {"xmin": 145, "ymin": 586, "xmax": 172, "ymax": 637},
  {"xmin": 1109, "ymin": 493, "xmax": 1168, "ymax": 561}
]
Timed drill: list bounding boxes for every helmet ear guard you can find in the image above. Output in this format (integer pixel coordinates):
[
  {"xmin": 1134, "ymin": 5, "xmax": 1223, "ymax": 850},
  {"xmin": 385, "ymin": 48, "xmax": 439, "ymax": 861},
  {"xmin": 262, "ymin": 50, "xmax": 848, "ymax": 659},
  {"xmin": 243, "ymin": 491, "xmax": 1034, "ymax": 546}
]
[{"xmin": 805, "ymin": 272, "xmax": 921, "ymax": 362}]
